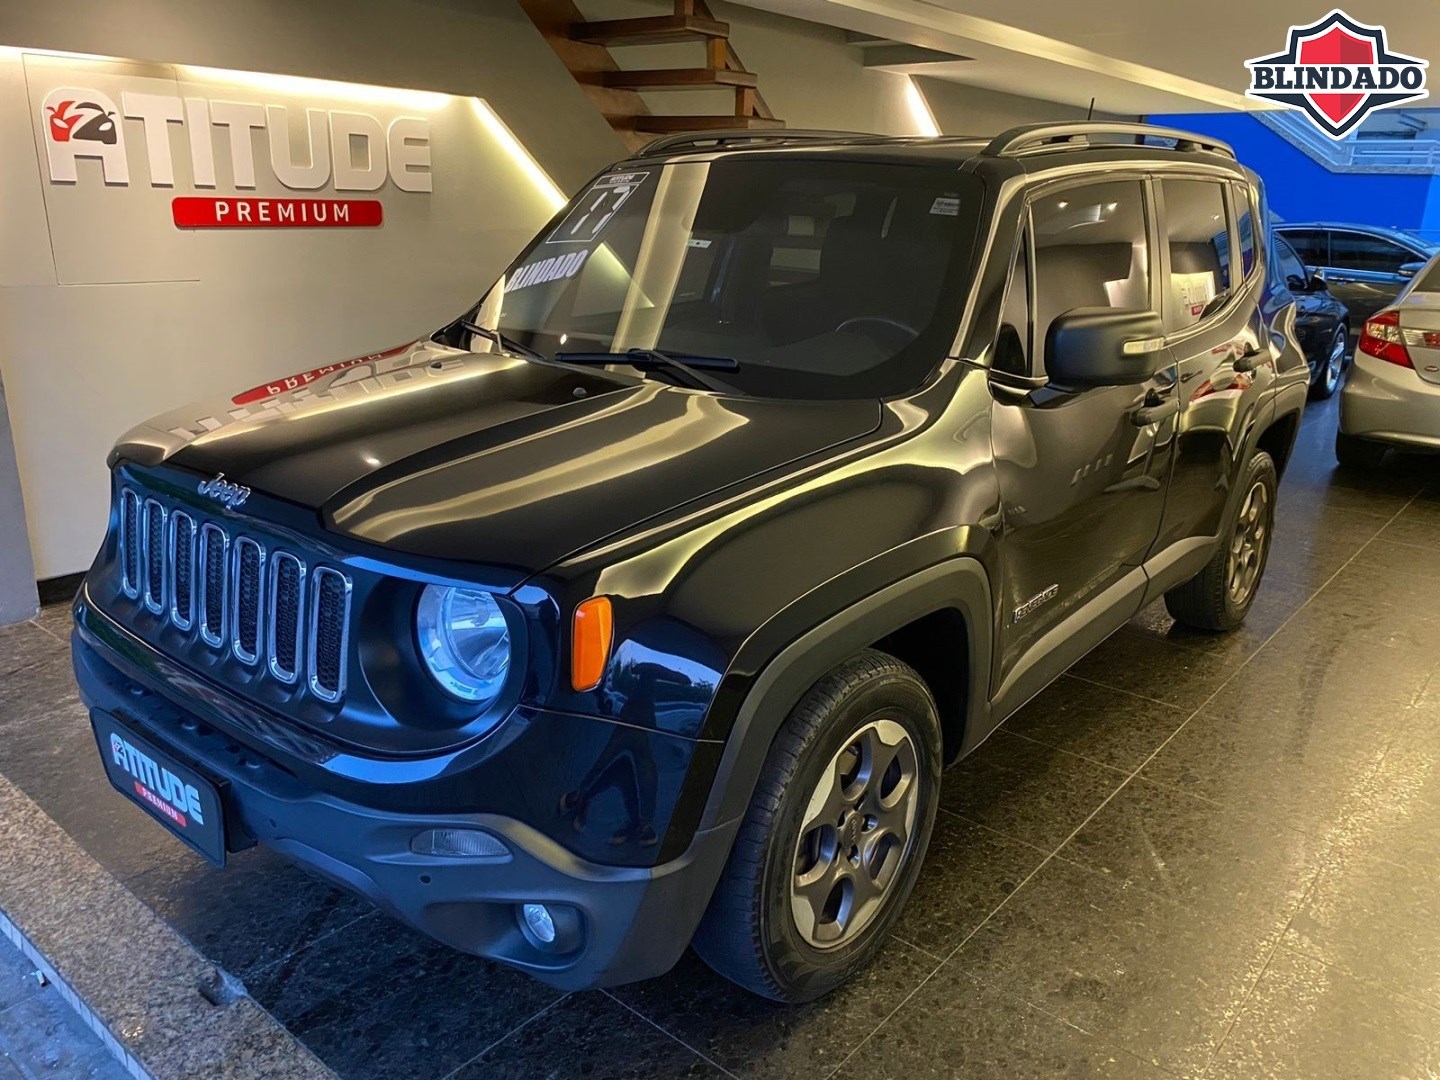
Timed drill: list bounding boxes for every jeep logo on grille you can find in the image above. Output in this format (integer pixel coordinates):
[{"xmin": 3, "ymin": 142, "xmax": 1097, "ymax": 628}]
[{"xmin": 197, "ymin": 473, "xmax": 251, "ymax": 510}]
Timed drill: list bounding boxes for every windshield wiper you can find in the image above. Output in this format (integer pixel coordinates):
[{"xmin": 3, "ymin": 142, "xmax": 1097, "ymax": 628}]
[
  {"xmin": 553, "ymin": 348, "xmax": 742, "ymax": 394},
  {"xmin": 455, "ymin": 320, "xmax": 551, "ymax": 364}
]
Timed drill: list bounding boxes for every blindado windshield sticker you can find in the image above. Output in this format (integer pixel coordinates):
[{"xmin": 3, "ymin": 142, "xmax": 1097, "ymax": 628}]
[
  {"xmin": 508, "ymin": 249, "xmax": 589, "ymax": 292},
  {"xmin": 930, "ymin": 196, "xmax": 960, "ymax": 217},
  {"xmin": 547, "ymin": 171, "xmax": 650, "ymax": 244}
]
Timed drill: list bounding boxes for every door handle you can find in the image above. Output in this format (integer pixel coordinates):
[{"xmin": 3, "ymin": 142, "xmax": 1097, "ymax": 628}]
[{"xmin": 1131, "ymin": 395, "xmax": 1179, "ymax": 426}]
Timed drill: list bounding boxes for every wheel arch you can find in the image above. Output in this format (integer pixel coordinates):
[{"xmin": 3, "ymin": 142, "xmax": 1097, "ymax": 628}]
[{"xmin": 694, "ymin": 557, "xmax": 993, "ymax": 836}]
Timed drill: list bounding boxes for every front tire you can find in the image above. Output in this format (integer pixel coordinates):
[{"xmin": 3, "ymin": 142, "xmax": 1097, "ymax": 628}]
[
  {"xmin": 1165, "ymin": 450, "xmax": 1277, "ymax": 632},
  {"xmin": 692, "ymin": 649, "xmax": 941, "ymax": 1002},
  {"xmin": 1336, "ymin": 430, "xmax": 1388, "ymax": 469}
]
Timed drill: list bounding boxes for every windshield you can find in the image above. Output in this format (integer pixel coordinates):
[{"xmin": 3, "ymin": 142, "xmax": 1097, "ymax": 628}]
[{"xmin": 466, "ymin": 158, "xmax": 982, "ymax": 399}]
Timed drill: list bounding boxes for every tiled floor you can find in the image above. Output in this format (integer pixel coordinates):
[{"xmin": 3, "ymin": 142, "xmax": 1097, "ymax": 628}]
[
  {"xmin": 5, "ymin": 394, "xmax": 1440, "ymax": 1078},
  {"xmin": 0, "ymin": 941, "xmax": 126, "ymax": 1080}
]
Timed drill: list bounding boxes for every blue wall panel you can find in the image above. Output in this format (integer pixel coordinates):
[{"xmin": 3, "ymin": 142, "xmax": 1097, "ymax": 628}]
[{"xmin": 1151, "ymin": 112, "xmax": 1435, "ymax": 236}]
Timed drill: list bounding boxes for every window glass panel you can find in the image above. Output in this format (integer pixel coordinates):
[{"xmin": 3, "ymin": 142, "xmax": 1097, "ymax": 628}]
[
  {"xmin": 1280, "ymin": 229, "xmax": 1328, "ymax": 266},
  {"xmin": 1232, "ymin": 183, "xmax": 1256, "ymax": 279},
  {"xmin": 994, "ymin": 230, "xmax": 1030, "ymax": 376},
  {"xmin": 1414, "ymin": 259, "xmax": 1440, "ymax": 294},
  {"xmin": 1161, "ymin": 179, "xmax": 1231, "ymax": 330},
  {"xmin": 1031, "ymin": 180, "xmax": 1149, "ymax": 373},
  {"xmin": 1329, "ymin": 232, "xmax": 1413, "ymax": 275},
  {"xmin": 1275, "ymin": 237, "xmax": 1307, "ymax": 287}
]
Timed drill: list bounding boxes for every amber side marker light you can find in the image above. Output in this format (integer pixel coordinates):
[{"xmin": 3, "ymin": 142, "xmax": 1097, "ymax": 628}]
[{"xmin": 571, "ymin": 596, "xmax": 613, "ymax": 692}]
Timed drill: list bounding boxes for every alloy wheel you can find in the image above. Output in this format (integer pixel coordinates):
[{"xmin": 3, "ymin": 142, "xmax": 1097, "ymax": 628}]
[
  {"xmin": 1226, "ymin": 479, "xmax": 1270, "ymax": 606},
  {"xmin": 1322, "ymin": 328, "xmax": 1345, "ymax": 394},
  {"xmin": 790, "ymin": 718, "xmax": 919, "ymax": 949}
]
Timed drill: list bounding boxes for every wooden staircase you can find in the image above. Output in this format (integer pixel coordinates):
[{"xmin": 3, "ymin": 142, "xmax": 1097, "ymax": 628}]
[{"xmin": 519, "ymin": 0, "xmax": 782, "ymax": 151}]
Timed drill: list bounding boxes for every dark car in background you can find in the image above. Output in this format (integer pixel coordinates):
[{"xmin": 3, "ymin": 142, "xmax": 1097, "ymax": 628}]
[
  {"xmin": 1275, "ymin": 222, "xmax": 1438, "ymax": 338},
  {"xmin": 1274, "ymin": 235, "xmax": 1350, "ymax": 399}
]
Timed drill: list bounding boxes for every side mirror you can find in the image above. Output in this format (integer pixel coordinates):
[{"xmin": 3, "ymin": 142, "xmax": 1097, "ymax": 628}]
[
  {"xmin": 1285, "ymin": 273, "xmax": 1308, "ymax": 292},
  {"xmin": 1046, "ymin": 308, "xmax": 1166, "ymax": 389},
  {"xmin": 1399, "ymin": 261, "xmax": 1426, "ymax": 279},
  {"xmin": 1306, "ymin": 272, "xmax": 1329, "ymax": 293}
]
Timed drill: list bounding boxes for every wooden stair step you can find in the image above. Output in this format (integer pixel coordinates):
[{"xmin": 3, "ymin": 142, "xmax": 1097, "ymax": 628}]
[
  {"xmin": 602, "ymin": 67, "xmax": 758, "ymax": 90},
  {"xmin": 571, "ymin": 14, "xmax": 728, "ymax": 46},
  {"xmin": 625, "ymin": 114, "xmax": 785, "ymax": 133}
]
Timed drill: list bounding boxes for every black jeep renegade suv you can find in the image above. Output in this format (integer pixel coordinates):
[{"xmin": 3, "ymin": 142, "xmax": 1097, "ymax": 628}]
[{"xmin": 73, "ymin": 123, "xmax": 1308, "ymax": 1002}]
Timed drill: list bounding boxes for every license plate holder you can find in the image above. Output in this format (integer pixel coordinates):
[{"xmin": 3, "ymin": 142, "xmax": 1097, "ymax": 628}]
[{"xmin": 92, "ymin": 711, "xmax": 227, "ymax": 867}]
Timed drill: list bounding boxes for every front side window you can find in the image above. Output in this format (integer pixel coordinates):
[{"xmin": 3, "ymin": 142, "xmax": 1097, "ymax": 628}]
[
  {"xmin": 1276, "ymin": 237, "xmax": 1308, "ymax": 288},
  {"xmin": 1030, "ymin": 179, "xmax": 1150, "ymax": 374},
  {"xmin": 471, "ymin": 160, "xmax": 983, "ymax": 400},
  {"xmin": 1329, "ymin": 231, "xmax": 1416, "ymax": 275},
  {"xmin": 1160, "ymin": 179, "xmax": 1232, "ymax": 331}
]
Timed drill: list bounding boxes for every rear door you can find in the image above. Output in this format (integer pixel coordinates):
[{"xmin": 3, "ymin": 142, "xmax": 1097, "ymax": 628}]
[{"xmin": 1153, "ymin": 175, "xmax": 1270, "ymax": 552}]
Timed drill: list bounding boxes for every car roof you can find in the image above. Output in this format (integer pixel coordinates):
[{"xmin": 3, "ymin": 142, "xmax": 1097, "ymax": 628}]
[
  {"xmin": 1276, "ymin": 222, "xmax": 1439, "ymax": 252},
  {"xmin": 621, "ymin": 123, "xmax": 1246, "ymax": 179}
]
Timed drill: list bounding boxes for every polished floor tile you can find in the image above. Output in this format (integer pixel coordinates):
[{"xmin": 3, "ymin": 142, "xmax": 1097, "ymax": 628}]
[
  {"xmin": 1207, "ymin": 949, "xmax": 1440, "ymax": 1080},
  {"xmin": 939, "ymin": 730, "xmax": 1128, "ymax": 852},
  {"xmin": 892, "ymin": 813, "xmax": 1048, "ymax": 958},
  {"xmin": 1064, "ymin": 629, "xmax": 1237, "ymax": 712},
  {"xmin": 1061, "ymin": 777, "xmax": 1327, "ymax": 939},
  {"xmin": 1000, "ymin": 674, "xmax": 1188, "ymax": 773},
  {"xmin": 834, "ymin": 962, "xmax": 1169, "ymax": 1080},
  {"xmin": 452, "ymin": 992, "xmax": 726, "ymax": 1079},
  {"xmin": 126, "ymin": 847, "xmax": 375, "ymax": 983},
  {"xmin": 611, "ymin": 944, "xmax": 939, "ymax": 1080},
  {"xmin": 0, "ymin": 621, "xmax": 63, "ymax": 681},
  {"xmin": 950, "ymin": 856, "xmax": 1276, "ymax": 1076},
  {"xmin": 246, "ymin": 914, "xmax": 562, "ymax": 1080}
]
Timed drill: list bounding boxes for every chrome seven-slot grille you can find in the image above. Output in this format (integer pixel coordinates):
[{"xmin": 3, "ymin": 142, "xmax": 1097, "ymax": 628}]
[{"xmin": 116, "ymin": 488, "xmax": 351, "ymax": 702}]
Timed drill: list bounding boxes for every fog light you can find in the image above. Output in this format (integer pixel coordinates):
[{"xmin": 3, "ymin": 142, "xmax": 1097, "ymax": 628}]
[
  {"xmin": 522, "ymin": 903, "xmax": 556, "ymax": 944},
  {"xmin": 409, "ymin": 828, "xmax": 509, "ymax": 858}
]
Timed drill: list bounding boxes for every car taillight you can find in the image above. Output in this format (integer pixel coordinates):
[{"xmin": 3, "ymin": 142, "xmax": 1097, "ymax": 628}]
[{"xmin": 1358, "ymin": 310, "xmax": 1412, "ymax": 368}]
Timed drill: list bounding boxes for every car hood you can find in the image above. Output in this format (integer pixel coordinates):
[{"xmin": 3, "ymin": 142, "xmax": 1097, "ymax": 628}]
[{"xmin": 114, "ymin": 342, "xmax": 883, "ymax": 572}]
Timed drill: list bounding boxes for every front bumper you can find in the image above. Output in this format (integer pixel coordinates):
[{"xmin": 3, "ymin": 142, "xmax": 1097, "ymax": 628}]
[
  {"xmin": 1340, "ymin": 352, "xmax": 1440, "ymax": 449},
  {"xmin": 73, "ymin": 613, "xmax": 738, "ymax": 991}
]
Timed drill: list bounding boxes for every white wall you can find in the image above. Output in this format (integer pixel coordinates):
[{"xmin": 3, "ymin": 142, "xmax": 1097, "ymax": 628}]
[{"xmin": 0, "ymin": 0, "xmax": 627, "ymax": 579}]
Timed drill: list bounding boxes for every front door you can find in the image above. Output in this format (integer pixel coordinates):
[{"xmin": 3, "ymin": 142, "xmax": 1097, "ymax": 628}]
[
  {"xmin": 989, "ymin": 177, "xmax": 1173, "ymax": 707},
  {"xmin": 1320, "ymin": 229, "xmax": 1424, "ymax": 332}
]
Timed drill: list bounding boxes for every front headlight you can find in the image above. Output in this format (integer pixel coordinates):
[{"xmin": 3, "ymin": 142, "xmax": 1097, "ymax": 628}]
[{"xmin": 416, "ymin": 585, "xmax": 511, "ymax": 705}]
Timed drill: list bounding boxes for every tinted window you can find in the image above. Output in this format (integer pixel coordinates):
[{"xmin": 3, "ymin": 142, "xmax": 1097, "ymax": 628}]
[
  {"xmin": 1281, "ymin": 229, "xmax": 1329, "ymax": 265},
  {"xmin": 1161, "ymin": 179, "xmax": 1232, "ymax": 330},
  {"xmin": 1329, "ymin": 231, "xmax": 1414, "ymax": 274},
  {"xmin": 1232, "ymin": 183, "xmax": 1257, "ymax": 279},
  {"xmin": 994, "ymin": 230, "xmax": 1030, "ymax": 376},
  {"xmin": 481, "ymin": 160, "xmax": 982, "ymax": 400},
  {"xmin": 1031, "ymin": 180, "xmax": 1150, "ymax": 371},
  {"xmin": 1275, "ymin": 237, "xmax": 1307, "ymax": 287}
]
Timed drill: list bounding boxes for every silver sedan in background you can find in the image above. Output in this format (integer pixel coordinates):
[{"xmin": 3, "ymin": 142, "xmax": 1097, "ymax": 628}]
[{"xmin": 1338, "ymin": 252, "xmax": 1440, "ymax": 468}]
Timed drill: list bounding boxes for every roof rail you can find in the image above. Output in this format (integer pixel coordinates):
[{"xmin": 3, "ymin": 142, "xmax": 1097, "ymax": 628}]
[
  {"xmin": 982, "ymin": 122, "xmax": 1236, "ymax": 160},
  {"xmin": 631, "ymin": 129, "xmax": 874, "ymax": 158}
]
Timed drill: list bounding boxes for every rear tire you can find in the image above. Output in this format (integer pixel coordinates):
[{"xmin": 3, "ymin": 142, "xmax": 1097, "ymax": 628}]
[
  {"xmin": 1165, "ymin": 451, "xmax": 1277, "ymax": 632},
  {"xmin": 1308, "ymin": 326, "xmax": 1347, "ymax": 400},
  {"xmin": 692, "ymin": 649, "xmax": 941, "ymax": 1002},
  {"xmin": 1335, "ymin": 430, "xmax": 1388, "ymax": 469}
]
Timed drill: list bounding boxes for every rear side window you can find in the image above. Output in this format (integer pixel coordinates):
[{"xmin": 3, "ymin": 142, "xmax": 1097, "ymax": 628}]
[
  {"xmin": 1160, "ymin": 179, "xmax": 1232, "ymax": 331},
  {"xmin": 1329, "ymin": 231, "xmax": 1415, "ymax": 275},
  {"xmin": 1281, "ymin": 229, "xmax": 1328, "ymax": 266},
  {"xmin": 1231, "ymin": 183, "xmax": 1257, "ymax": 279},
  {"xmin": 1276, "ymin": 237, "xmax": 1308, "ymax": 288},
  {"xmin": 1030, "ymin": 180, "xmax": 1150, "ymax": 371}
]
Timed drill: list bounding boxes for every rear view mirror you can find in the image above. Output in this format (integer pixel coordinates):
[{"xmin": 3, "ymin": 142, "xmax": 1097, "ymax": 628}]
[
  {"xmin": 1046, "ymin": 308, "xmax": 1165, "ymax": 389},
  {"xmin": 1399, "ymin": 261, "xmax": 1427, "ymax": 280}
]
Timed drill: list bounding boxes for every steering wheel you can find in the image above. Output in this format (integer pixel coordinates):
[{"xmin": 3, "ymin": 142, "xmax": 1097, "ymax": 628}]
[{"xmin": 834, "ymin": 316, "xmax": 919, "ymax": 343}]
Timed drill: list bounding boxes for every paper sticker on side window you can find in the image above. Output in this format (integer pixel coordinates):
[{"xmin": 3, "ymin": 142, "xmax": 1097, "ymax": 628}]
[
  {"xmin": 930, "ymin": 196, "xmax": 960, "ymax": 217},
  {"xmin": 548, "ymin": 171, "xmax": 650, "ymax": 244}
]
